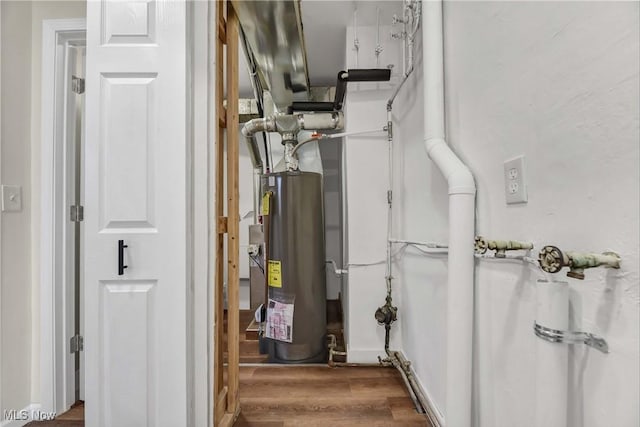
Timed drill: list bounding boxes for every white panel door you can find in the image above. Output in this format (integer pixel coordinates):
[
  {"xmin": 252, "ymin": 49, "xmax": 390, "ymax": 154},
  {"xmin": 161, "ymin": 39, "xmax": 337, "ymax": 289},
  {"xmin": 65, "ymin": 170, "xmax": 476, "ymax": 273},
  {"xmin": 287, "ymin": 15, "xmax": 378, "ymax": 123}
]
[{"xmin": 84, "ymin": 1, "xmax": 188, "ymax": 426}]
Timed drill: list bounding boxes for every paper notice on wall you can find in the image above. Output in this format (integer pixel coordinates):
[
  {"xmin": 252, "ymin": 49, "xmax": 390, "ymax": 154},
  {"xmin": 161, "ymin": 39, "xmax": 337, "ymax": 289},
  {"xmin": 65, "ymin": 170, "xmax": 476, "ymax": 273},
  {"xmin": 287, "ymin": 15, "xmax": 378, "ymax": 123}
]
[{"xmin": 265, "ymin": 298, "xmax": 294, "ymax": 343}]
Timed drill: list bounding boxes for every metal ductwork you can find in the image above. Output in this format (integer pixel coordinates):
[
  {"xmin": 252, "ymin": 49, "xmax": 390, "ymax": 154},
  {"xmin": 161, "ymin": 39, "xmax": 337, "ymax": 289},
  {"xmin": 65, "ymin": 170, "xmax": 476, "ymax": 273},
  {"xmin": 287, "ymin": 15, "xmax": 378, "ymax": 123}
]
[{"xmin": 232, "ymin": 0, "xmax": 310, "ymax": 113}]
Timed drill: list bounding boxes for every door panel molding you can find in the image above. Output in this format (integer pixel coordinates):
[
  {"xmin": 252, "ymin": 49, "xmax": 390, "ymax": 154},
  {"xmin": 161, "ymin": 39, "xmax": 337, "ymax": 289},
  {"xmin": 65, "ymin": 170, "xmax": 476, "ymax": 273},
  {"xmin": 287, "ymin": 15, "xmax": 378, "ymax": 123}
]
[{"xmin": 85, "ymin": 1, "xmax": 189, "ymax": 425}]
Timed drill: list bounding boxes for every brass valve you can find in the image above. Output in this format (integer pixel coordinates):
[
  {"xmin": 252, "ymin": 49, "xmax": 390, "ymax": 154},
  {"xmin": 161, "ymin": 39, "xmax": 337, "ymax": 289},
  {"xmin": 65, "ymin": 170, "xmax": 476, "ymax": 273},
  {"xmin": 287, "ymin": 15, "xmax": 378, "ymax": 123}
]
[
  {"xmin": 538, "ymin": 245, "xmax": 621, "ymax": 280},
  {"xmin": 475, "ymin": 236, "xmax": 534, "ymax": 258}
]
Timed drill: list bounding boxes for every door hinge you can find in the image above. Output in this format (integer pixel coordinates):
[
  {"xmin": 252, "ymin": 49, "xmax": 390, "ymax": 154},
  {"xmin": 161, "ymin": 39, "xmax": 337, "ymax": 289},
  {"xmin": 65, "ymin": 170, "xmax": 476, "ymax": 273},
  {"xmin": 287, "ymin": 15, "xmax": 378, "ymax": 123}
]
[
  {"xmin": 70, "ymin": 335, "xmax": 84, "ymax": 353},
  {"xmin": 70, "ymin": 205, "xmax": 84, "ymax": 222},
  {"xmin": 71, "ymin": 76, "xmax": 85, "ymax": 94}
]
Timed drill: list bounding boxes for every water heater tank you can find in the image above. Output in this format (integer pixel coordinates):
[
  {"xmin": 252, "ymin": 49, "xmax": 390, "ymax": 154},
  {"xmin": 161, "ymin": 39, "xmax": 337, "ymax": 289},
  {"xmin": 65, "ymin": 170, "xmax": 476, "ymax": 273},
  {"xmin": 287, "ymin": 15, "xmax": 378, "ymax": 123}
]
[{"xmin": 262, "ymin": 171, "xmax": 327, "ymax": 363}]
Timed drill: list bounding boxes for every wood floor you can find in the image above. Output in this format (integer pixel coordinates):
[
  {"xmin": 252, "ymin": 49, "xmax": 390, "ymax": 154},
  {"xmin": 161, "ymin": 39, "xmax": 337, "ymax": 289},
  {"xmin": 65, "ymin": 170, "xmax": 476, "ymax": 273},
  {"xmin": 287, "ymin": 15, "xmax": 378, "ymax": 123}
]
[
  {"xmin": 26, "ymin": 303, "xmax": 430, "ymax": 426},
  {"xmin": 24, "ymin": 402, "xmax": 83, "ymax": 427},
  {"xmin": 235, "ymin": 365, "xmax": 431, "ymax": 426},
  {"xmin": 225, "ymin": 302, "xmax": 346, "ymax": 364},
  {"xmin": 26, "ymin": 366, "xmax": 430, "ymax": 426}
]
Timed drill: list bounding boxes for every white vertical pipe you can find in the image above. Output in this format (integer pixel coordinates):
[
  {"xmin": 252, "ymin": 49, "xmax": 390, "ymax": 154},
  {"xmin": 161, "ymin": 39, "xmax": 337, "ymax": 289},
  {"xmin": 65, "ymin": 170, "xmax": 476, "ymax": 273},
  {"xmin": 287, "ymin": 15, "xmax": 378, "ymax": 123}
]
[
  {"xmin": 424, "ymin": 1, "xmax": 445, "ymax": 142},
  {"xmin": 444, "ymin": 194, "xmax": 475, "ymax": 427},
  {"xmin": 422, "ymin": 1, "xmax": 476, "ymax": 426},
  {"xmin": 535, "ymin": 280, "xmax": 569, "ymax": 427}
]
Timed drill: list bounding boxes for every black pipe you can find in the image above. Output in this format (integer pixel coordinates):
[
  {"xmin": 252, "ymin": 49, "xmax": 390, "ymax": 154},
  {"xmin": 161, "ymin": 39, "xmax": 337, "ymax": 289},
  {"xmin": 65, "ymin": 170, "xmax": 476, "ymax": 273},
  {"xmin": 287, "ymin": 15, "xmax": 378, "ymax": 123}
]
[
  {"xmin": 333, "ymin": 69, "xmax": 392, "ymax": 111},
  {"xmin": 345, "ymin": 68, "xmax": 392, "ymax": 82},
  {"xmin": 333, "ymin": 71, "xmax": 349, "ymax": 111},
  {"xmin": 286, "ymin": 69, "xmax": 394, "ymax": 113},
  {"xmin": 289, "ymin": 101, "xmax": 335, "ymax": 112}
]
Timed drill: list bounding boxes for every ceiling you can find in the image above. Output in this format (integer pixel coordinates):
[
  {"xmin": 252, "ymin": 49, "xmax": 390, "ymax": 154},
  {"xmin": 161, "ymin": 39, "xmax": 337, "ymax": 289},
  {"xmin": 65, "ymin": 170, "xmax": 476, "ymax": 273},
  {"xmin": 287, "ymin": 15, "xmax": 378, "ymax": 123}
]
[{"xmin": 239, "ymin": 0, "xmax": 403, "ymax": 98}]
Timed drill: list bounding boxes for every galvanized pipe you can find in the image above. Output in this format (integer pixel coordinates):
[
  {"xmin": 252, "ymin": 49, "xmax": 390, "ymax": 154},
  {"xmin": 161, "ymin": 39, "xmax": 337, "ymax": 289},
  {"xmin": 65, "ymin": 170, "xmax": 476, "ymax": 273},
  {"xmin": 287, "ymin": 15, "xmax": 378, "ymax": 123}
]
[
  {"xmin": 242, "ymin": 117, "xmax": 276, "ymax": 170},
  {"xmin": 242, "ymin": 112, "xmax": 345, "ymax": 171},
  {"xmin": 296, "ymin": 111, "xmax": 344, "ymax": 131}
]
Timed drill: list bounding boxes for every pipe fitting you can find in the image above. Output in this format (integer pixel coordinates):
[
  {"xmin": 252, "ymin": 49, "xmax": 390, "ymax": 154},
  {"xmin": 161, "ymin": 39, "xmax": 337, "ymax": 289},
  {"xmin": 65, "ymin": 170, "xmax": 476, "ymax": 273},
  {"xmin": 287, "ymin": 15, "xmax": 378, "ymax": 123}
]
[
  {"xmin": 538, "ymin": 245, "xmax": 621, "ymax": 280},
  {"xmin": 283, "ymin": 142, "xmax": 299, "ymax": 171},
  {"xmin": 327, "ymin": 334, "xmax": 348, "ymax": 365},
  {"xmin": 274, "ymin": 114, "xmax": 299, "ymax": 134},
  {"xmin": 242, "ymin": 117, "xmax": 277, "ymax": 170},
  {"xmin": 424, "ymin": 138, "xmax": 476, "ymax": 195},
  {"xmin": 474, "ymin": 236, "xmax": 534, "ymax": 258},
  {"xmin": 280, "ymin": 132, "xmax": 297, "ymax": 145},
  {"xmin": 242, "ymin": 112, "xmax": 345, "ymax": 171},
  {"xmin": 299, "ymin": 111, "xmax": 344, "ymax": 131}
]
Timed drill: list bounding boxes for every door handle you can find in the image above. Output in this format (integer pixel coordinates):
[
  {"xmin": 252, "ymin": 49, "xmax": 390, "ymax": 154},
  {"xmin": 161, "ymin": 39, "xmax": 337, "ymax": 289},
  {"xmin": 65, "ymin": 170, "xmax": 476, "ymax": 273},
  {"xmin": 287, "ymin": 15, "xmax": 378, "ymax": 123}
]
[{"xmin": 118, "ymin": 239, "xmax": 128, "ymax": 275}]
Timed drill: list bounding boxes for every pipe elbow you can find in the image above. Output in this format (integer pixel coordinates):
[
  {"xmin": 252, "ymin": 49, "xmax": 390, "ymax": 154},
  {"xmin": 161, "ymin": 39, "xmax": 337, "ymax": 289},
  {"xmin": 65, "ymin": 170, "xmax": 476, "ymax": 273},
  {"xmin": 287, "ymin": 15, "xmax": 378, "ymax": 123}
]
[
  {"xmin": 448, "ymin": 165, "xmax": 475, "ymax": 196},
  {"xmin": 242, "ymin": 118, "xmax": 273, "ymax": 171},
  {"xmin": 242, "ymin": 117, "xmax": 269, "ymax": 138},
  {"xmin": 424, "ymin": 137, "xmax": 476, "ymax": 196}
]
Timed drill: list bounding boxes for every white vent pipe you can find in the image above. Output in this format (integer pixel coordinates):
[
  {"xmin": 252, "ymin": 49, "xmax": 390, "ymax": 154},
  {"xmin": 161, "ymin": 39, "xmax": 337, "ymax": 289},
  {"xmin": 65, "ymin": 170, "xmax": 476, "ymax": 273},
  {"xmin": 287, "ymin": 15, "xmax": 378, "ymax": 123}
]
[{"xmin": 422, "ymin": 2, "xmax": 476, "ymax": 426}]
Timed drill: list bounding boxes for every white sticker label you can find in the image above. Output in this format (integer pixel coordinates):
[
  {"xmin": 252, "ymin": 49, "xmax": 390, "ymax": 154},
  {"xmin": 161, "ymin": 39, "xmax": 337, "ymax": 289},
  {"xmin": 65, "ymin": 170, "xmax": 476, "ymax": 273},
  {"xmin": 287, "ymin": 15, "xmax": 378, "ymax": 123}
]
[
  {"xmin": 266, "ymin": 298, "xmax": 294, "ymax": 343},
  {"xmin": 268, "ymin": 176, "xmax": 275, "ymax": 187}
]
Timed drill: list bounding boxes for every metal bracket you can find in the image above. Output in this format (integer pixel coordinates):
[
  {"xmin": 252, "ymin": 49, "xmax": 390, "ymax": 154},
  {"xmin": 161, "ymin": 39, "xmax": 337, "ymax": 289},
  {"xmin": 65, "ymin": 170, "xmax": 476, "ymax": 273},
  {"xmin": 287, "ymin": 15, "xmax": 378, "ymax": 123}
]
[
  {"xmin": 534, "ymin": 322, "xmax": 609, "ymax": 354},
  {"xmin": 70, "ymin": 334, "xmax": 84, "ymax": 353}
]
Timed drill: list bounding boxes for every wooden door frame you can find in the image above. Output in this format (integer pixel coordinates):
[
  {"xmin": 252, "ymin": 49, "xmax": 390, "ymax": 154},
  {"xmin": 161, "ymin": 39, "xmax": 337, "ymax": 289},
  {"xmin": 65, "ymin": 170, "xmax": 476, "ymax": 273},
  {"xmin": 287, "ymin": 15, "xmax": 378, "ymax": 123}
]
[{"xmin": 214, "ymin": 1, "xmax": 241, "ymax": 425}]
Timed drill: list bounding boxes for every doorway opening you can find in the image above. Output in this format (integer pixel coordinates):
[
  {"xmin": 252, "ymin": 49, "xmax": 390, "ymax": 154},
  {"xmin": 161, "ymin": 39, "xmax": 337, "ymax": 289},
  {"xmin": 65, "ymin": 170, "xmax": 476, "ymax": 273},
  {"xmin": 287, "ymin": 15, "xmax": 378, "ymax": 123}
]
[{"xmin": 39, "ymin": 18, "xmax": 86, "ymax": 418}]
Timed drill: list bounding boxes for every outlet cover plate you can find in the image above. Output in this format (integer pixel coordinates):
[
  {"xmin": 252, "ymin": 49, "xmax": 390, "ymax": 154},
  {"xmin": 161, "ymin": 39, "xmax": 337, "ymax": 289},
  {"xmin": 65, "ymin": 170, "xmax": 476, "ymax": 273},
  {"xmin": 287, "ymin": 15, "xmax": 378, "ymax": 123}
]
[
  {"xmin": 2, "ymin": 185, "xmax": 22, "ymax": 212},
  {"xmin": 504, "ymin": 156, "xmax": 527, "ymax": 204}
]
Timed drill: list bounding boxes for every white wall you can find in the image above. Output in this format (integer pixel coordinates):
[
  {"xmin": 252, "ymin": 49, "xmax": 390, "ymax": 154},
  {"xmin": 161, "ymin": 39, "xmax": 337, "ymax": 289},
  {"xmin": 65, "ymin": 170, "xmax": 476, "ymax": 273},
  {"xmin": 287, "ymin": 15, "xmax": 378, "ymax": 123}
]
[
  {"xmin": 388, "ymin": 2, "xmax": 639, "ymax": 426},
  {"xmin": 29, "ymin": 0, "xmax": 86, "ymax": 404},
  {"xmin": 342, "ymin": 23, "xmax": 405, "ymax": 362},
  {"xmin": 1, "ymin": 1, "xmax": 86, "ymax": 416},
  {"xmin": 319, "ymin": 139, "xmax": 343, "ymax": 300},
  {"xmin": 344, "ymin": 89, "xmax": 404, "ymax": 362},
  {"xmin": 1, "ymin": 1, "xmax": 33, "ymax": 416}
]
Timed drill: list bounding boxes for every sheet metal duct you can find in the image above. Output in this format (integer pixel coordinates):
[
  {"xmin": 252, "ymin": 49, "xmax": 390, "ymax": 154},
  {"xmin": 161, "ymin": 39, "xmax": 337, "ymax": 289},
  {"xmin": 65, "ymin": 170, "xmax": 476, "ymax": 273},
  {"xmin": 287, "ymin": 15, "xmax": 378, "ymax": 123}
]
[{"xmin": 232, "ymin": 0, "xmax": 310, "ymax": 112}]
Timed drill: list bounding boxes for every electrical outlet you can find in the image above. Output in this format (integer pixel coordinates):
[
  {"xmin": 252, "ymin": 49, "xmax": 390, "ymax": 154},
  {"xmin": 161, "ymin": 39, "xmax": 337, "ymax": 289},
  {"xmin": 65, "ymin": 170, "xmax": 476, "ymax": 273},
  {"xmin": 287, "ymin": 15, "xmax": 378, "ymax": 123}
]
[{"xmin": 504, "ymin": 156, "xmax": 527, "ymax": 204}]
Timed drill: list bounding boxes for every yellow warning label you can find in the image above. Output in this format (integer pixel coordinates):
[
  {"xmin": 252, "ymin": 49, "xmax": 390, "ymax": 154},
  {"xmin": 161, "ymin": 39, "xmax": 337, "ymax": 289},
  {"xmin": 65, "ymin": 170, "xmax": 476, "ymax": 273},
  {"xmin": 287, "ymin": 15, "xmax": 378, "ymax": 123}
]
[
  {"xmin": 268, "ymin": 260, "xmax": 282, "ymax": 288},
  {"xmin": 261, "ymin": 193, "xmax": 270, "ymax": 216}
]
